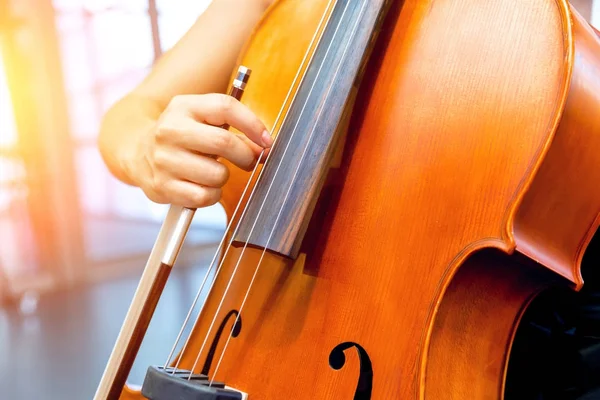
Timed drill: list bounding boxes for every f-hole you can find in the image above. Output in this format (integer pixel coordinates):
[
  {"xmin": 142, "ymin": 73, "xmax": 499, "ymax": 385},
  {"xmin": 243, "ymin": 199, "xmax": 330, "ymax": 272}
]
[
  {"xmin": 201, "ymin": 309, "xmax": 242, "ymax": 375},
  {"xmin": 329, "ymin": 341, "xmax": 373, "ymax": 400}
]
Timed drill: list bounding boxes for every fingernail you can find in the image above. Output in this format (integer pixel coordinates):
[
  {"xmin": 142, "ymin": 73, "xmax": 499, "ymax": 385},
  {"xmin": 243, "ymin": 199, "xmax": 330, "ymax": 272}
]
[{"xmin": 261, "ymin": 130, "xmax": 273, "ymax": 147}]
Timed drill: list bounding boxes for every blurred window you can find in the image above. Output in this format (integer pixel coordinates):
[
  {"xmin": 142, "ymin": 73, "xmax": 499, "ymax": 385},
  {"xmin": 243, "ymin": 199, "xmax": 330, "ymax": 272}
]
[
  {"xmin": 52, "ymin": 0, "xmax": 225, "ymax": 265},
  {"xmin": 0, "ymin": 51, "xmax": 38, "ymax": 278},
  {"xmin": 0, "ymin": 52, "xmax": 17, "ymax": 150}
]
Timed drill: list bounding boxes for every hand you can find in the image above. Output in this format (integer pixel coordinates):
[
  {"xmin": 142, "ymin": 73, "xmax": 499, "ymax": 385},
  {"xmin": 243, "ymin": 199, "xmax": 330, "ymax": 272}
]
[{"xmin": 129, "ymin": 93, "xmax": 272, "ymax": 208}]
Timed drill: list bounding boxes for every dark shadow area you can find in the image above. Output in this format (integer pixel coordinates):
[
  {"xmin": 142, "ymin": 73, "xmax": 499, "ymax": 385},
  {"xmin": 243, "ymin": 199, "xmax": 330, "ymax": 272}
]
[{"xmin": 505, "ymin": 230, "xmax": 600, "ymax": 400}]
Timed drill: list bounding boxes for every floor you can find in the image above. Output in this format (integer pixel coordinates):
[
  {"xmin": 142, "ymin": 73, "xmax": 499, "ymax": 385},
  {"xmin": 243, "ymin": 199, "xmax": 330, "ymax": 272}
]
[{"xmin": 0, "ymin": 257, "xmax": 215, "ymax": 400}]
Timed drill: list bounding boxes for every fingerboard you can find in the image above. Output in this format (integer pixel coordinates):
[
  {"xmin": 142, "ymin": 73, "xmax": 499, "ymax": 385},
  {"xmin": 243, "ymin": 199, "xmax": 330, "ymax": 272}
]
[{"xmin": 233, "ymin": 0, "xmax": 392, "ymax": 258}]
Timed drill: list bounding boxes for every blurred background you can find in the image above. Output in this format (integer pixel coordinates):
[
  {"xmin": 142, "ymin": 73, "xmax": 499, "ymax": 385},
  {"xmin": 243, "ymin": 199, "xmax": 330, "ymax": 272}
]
[
  {"xmin": 0, "ymin": 0, "xmax": 599, "ymax": 399},
  {"xmin": 0, "ymin": 0, "xmax": 227, "ymax": 398}
]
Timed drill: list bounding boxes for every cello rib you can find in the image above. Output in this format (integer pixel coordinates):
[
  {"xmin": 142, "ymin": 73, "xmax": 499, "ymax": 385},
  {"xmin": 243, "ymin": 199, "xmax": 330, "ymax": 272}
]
[
  {"xmin": 424, "ymin": 250, "xmax": 562, "ymax": 399},
  {"xmin": 514, "ymin": 6, "xmax": 600, "ymax": 289}
]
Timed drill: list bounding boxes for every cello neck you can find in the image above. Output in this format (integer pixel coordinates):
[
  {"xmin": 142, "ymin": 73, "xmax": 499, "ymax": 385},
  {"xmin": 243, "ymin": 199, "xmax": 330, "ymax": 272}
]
[{"xmin": 232, "ymin": 0, "xmax": 393, "ymax": 259}]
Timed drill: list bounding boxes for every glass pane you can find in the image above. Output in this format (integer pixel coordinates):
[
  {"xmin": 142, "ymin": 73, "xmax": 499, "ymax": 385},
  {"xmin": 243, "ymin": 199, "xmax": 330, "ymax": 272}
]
[
  {"xmin": 0, "ymin": 54, "xmax": 35, "ymax": 279},
  {"xmin": 593, "ymin": 0, "xmax": 600, "ymax": 28},
  {"xmin": 56, "ymin": 18, "xmax": 94, "ymax": 94},
  {"xmin": 52, "ymin": 0, "xmax": 86, "ymax": 12},
  {"xmin": 157, "ymin": 0, "xmax": 213, "ymax": 51},
  {"xmin": 53, "ymin": 0, "xmax": 148, "ymax": 13},
  {"xmin": 86, "ymin": 0, "xmax": 149, "ymax": 12},
  {"xmin": 0, "ymin": 157, "xmax": 39, "ymax": 281},
  {"xmin": 55, "ymin": 8, "xmax": 87, "ymax": 33},
  {"xmin": 0, "ymin": 157, "xmax": 26, "ymax": 188},
  {"xmin": 91, "ymin": 10, "xmax": 154, "ymax": 81},
  {"xmin": 74, "ymin": 146, "xmax": 109, "ymax": 216},
  {"xmin": 156, "ymin": 0, "xmax": 212, "ymax": 14},
  {"xmin": 67, "ymin": 91, "xmax": 102, "ymax": 140},
  {"xmin": 100, "ymin": 68, "xmax": 149, "ymax": 112},
  {"xmin": 0, "ymin": 52, "xmax": 17, "ymax": 149},
  {"xmin": 157, "ymin": 15, "xmax": 197, "ymax": 51}
]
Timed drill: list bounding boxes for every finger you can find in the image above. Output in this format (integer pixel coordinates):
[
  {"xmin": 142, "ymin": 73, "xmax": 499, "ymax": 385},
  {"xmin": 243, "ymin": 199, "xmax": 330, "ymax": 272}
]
[
  {"xmin": 239, "ymin": 134, "xmax": 270, "ymax": 163},
  {"xmin": 169, "ymin": 122, "xmax": 258, "ymax": 170},
  {"xmin": 180, "ymin": 93, "xmax": 272, "ymax": 148},
  {"xmin": 156, "ymin": 148, "xmax": 230, "ymax": 188},
  {"xmin": 258, "ymin": 147, "xmax": 270, "ymax": 163},
  {"xmin": 163, "ymin": 179, "xmax": 222, "ymax": 208},
  {"xmin": 237, "ymin": 133, "xmax": 269, "ymax": 158}
]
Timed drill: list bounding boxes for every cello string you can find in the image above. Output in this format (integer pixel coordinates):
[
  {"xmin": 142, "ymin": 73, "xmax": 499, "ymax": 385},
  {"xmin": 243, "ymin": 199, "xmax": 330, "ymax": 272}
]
[
  {"xmin": 165, "ymin": 0, "xmax": 336, "ymax": 374},
  {"xmin": 163, "ymin": 160, "xmax": 259, "ymax": 369},
  {"xmin": 186, "ymin": 0, "xmax": 348, "ymax": 380},
  {"xmin": 208, "ymin": 0, "xmax": 368, "ymax": 386}
]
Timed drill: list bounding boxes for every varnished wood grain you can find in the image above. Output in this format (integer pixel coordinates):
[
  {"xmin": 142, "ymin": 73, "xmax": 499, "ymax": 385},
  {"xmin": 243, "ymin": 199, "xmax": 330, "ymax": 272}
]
[{"xmin": 117, "ymin": 0, "xmax": 600, "ymax": 399}]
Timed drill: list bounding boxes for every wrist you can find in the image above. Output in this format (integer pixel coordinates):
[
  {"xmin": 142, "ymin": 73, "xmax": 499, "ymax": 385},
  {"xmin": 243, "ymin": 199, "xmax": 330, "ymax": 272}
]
[
  {"xmin": 119, "ymin": 121, "xmax": 154, "ymax": 188},
  {"xmin": 118, "ymin": 144, "xmax": 139, "ymax": 187},
  {"xmin": 99, "ymin": 93, "xmax": 161, "ymax": 187}
]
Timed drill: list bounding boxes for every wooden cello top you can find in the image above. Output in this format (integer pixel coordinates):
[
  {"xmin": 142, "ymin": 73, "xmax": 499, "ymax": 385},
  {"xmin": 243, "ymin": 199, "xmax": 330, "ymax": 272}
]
[{"xmin": 107, "ymin": 1, "xmax": 600, "ymax": 399}]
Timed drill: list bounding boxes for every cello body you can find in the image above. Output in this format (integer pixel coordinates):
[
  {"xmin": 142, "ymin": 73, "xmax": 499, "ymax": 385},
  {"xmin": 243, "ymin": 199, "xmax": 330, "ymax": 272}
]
[{"xmin": 119, "ymin": 0, "xmax": 600, "ymax": 398}]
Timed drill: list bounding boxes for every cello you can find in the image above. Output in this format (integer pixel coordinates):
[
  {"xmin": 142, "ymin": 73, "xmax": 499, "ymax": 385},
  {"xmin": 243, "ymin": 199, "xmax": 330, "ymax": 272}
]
[{"xmin": 94, "ymin": 0, "xmax": 600, "ymax": 398}]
